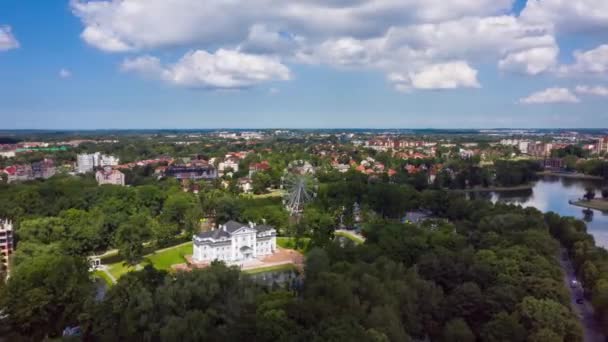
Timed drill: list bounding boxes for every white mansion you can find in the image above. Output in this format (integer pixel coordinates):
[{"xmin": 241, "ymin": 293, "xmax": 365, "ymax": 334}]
[{"xmin": 192, "ymin": 221, "xmax": 277, "ymax": 264}]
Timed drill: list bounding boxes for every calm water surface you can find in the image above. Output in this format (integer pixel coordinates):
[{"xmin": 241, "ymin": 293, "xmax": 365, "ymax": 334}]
[{"xmin": 475, "ymin": 176, "xmax": 608, "ymax": 249}]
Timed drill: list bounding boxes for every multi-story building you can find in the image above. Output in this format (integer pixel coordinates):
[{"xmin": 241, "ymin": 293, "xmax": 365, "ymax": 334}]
[
  {"xmin": 164, "ymin": 161, "xmax": 218, "ymax": 180},
  {"xmin": 528, "ymin": 142, "xmax": 553, "ymax": 158},
  {"xmin": 518, "ymin": 141, "xmax": 530, "ymax": 154},
  {"xmin": 0, "ymin": 220, "xmax": 14, "ymax": 274},
  {"xmin": 218, "ymin": 157, "xmax": 240, "ymax": 175},
  {"xmin": 543, "ymin": 158, "xmax": 564, "ymax": 170},
  {"xmin": 77, "ymin": 153, "xmax": 96, "ymax": 173},
  {"xmin": 596, "ymin": 137, "xmax": 608, "ymax": 155},
  {"xmin": 31, "ymin": 159, "xmax": 56, "ymax": 179},
  {"xmin": 77, "ymin": 152, "xmax": 119, "ymax": 173},
  {"xmin": 192, "ymin": 221, "xmax": 277, "ymax": 264},
  {"xmin": 3, "ymin": 159, "xmax": 56, "ymax": 183},
  {"xmin": 95, "ymin": 166, "xmax": 125, "ymax": 186}
]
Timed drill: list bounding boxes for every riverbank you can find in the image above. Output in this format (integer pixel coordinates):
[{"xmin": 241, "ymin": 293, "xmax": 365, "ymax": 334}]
[
  {"xmin": 452, "ymin": 184, "xmax": 534, "ymax": 193},
  {"xmin": 571, "ymin": 199, "xmax": 608, "ymax": 212},
  {"xmin": 537, "ymin": 171, "xmax": 604, "ymax": 180}
]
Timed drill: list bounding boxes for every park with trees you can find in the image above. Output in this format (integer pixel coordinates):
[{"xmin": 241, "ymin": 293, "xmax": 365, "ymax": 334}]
[{"xmin": 0, "ymin": 134, "xmax": 607, "ymax": 340}]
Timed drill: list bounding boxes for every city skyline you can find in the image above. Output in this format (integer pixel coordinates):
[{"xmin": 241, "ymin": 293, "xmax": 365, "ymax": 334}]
[{"xmin": 1, "ymin": 0, "xmax": 608, "ymax": 129}]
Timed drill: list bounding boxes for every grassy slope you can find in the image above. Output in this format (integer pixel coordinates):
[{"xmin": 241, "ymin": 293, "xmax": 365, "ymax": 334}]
[
  {"xmin": 334, "ymin": 231, "xmax": 365, "ymax": 244},
  {"xmin": 106, "ymin": 242, "xmax": 193, "ymax": 279}
]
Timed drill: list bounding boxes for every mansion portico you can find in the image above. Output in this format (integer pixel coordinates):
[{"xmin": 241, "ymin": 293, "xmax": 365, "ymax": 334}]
[{"xmin": 193, "ymin": 221, "xmax": 277, "ymax": 263}]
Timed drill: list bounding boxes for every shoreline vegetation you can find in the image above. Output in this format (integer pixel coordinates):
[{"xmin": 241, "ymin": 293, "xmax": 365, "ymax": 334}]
[
  {"xmin": 571, "ymin": 199, "xmax": 608, "ymax": 212},
  {"xmin": 449, "ymin": 171, "xmax": 605, "ymax": 194},
  {"xmin": 537, "ymin": 171, "xmax": 604, "ymax": 180},
  {"xmin": 451, "ymin": 183, "xmax": 534, "ymax": 193}
]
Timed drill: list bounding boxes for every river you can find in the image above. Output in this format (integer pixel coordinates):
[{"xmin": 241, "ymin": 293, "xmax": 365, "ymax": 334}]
[{"xmin": 471, "ymin": 175, "xmax": 608, "ymax": 249}]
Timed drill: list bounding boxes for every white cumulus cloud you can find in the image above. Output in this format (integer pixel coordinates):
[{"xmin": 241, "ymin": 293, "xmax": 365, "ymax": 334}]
[
  {"xmin": 499, "ymin": 46, "xmax": 559, "ymax": 75},
  {"xmin": 122, "ymin": 49, "xmax": 291, "ymax": 89},
  {"xmin": 389, "ymin": 61, "xmax": 480, "ymax": 91},
  {"xmin": 574, "ymin": 85, "xmax": 608, "ymax": 97},
  {"xmin": 0, "ymin": 25, "xmax": 19, "ymax": 51},
  {"xmin": 519, "ymin": 87, "xmax": 580, "ymax": 104},
  {"xmin": 521, "ymin": 0, "xmax": 608, "ymax": 33},
  {"xmin": 559, "ymin": 45, "xmax": 608, "ymax": 76},
  {"xmin": 70, "ymin": 0, "xmax": 577, "ymax": 92},
  {"xmin": 71, "ymin": 0, "xmax": 514, "ymax": 51}
]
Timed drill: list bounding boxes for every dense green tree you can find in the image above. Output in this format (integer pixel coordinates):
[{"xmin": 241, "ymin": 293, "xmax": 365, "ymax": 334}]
[
  {"xmin": 0, "ymin": 254, "xmax": 93, "ymax": 340},
  {"xmin": 114, "ymin": 214, "xmax": 155, "ymax": 265},
  {"xmin": 442, "ymin": 318, "xmax": 474, "ymax": 342},
  {"xmin": 161, "ymin": 192, "xmax": 201, "ymax": 234},
  {"xmin": 252, "ymin": 172, "xmax": 272, "ymax": 194},
  {"xmin": 481, "ymin": 312, "xmax": 526, "ymax": 342}
]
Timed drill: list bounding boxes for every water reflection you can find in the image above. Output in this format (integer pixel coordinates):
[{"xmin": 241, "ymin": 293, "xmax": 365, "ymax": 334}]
[
  {"xmin": 583, "ymin": 209, "xmax": 594, "ymax": 223},
  {"xmin": 476, "ymin": 176, "xmax": 608, "ymax": 249}
]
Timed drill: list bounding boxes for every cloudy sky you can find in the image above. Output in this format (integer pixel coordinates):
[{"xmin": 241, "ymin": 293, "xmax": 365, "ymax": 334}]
[{"xmin": 1, "ymin": 0, "xmax": 607, "ymax": 129}]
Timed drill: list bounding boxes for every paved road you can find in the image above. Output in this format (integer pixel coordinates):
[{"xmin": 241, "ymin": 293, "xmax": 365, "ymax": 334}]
[{"xmin": 559, "ymin": 249, "xmax": 606, "ymax": 342}]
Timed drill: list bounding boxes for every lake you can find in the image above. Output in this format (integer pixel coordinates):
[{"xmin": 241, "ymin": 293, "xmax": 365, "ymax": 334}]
[{"xmin": 472, "ymin": 175, "xmax": 608, "ymax": 249}]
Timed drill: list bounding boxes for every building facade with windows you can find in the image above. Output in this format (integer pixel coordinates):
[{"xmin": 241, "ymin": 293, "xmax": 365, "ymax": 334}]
[
  {"xmin": 0, "ymin": 220, "xmax": 14, "ymax": 274},
  {"xmin": 77, "ymin": 152, "xmax": 119, "ymax": 173},
  {"xmin": 95, "ymin": 166, "xmax": 125, "ymax": 186},
  {"xmin": 192, "ymin": 221, "xmax": 276, "ymax": 264}
]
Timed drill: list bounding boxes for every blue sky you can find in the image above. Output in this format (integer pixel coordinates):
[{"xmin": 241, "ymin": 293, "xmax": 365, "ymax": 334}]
[{"xmin": 0, "ymin": 0, "xmax": 607, "ymax": 129}]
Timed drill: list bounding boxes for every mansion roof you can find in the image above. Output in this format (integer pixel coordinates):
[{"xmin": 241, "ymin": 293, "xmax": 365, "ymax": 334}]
[{"xmin": 195, "ymin": 220, "xmax": 275, "ymax": 241}]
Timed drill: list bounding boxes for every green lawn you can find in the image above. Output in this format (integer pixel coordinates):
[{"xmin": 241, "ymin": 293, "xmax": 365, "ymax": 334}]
[
  {"xmin": 105, "ymin": 242, "xmax": 193, "ymax": 280},
  {"xmin": 93, "ymin": 270, "xmax": 114, "ymax": 286},
  {"xmin": 145, "ymin": 242, "xmax": 193, "ymax": 270},
  {"xmin": 334, "ymin": 231, "xmax": 365, "ymax": 244},
  {"xmin": 249, "ymin": 189, "xmax": 285, "ymax": 198},
  {"xmin": 106, "ymin": 262, "xmax": 136, "ymax": 280},
  {"xmin": 277, "ymin": 237, "xmax": 310, "ymax": 253}
]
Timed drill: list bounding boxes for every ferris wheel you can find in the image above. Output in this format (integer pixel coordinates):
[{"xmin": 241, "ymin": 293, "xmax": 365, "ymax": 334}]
[{"xmin": 282, "ymin": 163, "xmax": 317, "ymax": 215}]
